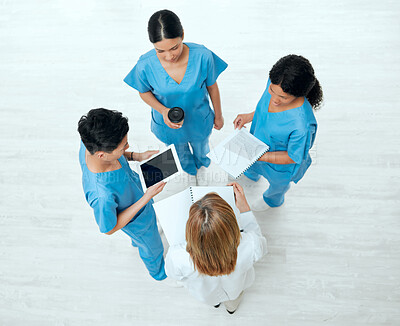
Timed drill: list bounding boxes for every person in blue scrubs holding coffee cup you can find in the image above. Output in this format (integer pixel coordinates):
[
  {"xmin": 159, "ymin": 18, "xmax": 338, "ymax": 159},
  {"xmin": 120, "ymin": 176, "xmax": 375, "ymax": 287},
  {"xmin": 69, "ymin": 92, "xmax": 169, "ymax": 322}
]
[
  {"xmin": 234, "ymin": 55, "xmax": 323, "ymax": 211},
  {"xmin": 124, "ymin": 9, "xmax": 227, "ymax": 176}
]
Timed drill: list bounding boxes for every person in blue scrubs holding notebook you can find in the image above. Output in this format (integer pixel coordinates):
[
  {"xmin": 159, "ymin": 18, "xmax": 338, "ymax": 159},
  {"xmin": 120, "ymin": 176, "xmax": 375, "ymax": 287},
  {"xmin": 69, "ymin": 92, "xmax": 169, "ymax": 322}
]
[
  {"xmin": 234, "ymin": 55, "xmax": 323, "ymax": 211},
  {"xmin": 78, "ymin": 108, "xmax": 167, "ymax": 281},
  {"xmin": 124, "ymin": 9, "xmax": 227, "ymax": 176}
]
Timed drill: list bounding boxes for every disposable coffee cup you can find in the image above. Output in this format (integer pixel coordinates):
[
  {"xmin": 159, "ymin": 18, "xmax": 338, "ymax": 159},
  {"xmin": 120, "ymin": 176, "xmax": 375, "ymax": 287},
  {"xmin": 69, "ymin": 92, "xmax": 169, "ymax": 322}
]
[{"xmin": 168, "ymin": 107, "xmax": 185, "ymax": 125}]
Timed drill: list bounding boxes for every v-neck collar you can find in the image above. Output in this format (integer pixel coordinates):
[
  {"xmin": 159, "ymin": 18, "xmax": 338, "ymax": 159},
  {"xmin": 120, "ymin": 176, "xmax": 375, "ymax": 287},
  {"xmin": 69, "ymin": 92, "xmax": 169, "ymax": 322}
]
[
  {"xmin": 267, "ymin": 97, "xmax": 305, "ymax": 113},
  {"xmin": 155, "ymin": 43, "xmax": 191, "ymax": 85}
]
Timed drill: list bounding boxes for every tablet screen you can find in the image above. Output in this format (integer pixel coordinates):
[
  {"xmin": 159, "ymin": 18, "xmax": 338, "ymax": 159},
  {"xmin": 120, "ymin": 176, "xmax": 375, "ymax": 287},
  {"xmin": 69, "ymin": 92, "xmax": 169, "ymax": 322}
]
[{"xmin": 140, "ymin": 148, "xmax": 179, "ymax": 188}]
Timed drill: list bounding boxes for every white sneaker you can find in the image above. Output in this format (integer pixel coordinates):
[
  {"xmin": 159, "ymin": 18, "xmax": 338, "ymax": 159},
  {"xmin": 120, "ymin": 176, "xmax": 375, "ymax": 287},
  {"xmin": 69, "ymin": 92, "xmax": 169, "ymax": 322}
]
[
  {"xmin": 250, "ymin": 198, "xmax": 271, "ymax": 212},
  {"xmin": 195, "ymin": 166, "xmax": 209, "ymax": 186},
  {"xmin": 223, "ymin": 291, "xmax": 244, "ymax": 314}
]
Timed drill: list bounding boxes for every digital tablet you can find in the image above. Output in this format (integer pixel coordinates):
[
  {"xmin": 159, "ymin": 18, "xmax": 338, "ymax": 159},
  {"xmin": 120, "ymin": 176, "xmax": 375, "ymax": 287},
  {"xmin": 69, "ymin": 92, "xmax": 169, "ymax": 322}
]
[{"xmin": 138, "ymin": 144, "xmax": 183, "ymax": 190}]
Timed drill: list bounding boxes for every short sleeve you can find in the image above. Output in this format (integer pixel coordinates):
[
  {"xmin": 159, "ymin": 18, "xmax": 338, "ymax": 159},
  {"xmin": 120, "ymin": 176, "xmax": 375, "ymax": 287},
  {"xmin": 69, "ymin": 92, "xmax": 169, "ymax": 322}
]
[
  {"xmin": 287, "ymin": 129, "xmax": 312, "ymax": 164},
  {"xmin": 205, "ymin": 51, "xmax": 228, "ymax": 87},
  {"xmin": 90, "ymin": 196, "xmax": 118, "ymax": 233},
  {"xmin": 124, "ymin": 62, "xmax": 152, "ymax": 93}
]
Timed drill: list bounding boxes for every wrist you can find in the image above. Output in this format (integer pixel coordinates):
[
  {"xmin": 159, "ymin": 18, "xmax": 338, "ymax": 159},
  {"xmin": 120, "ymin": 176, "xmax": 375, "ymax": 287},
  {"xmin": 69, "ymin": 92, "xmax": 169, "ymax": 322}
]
[
  {"xmin": 239, "ymin": 203, "xmax": 251, "ymax": 213},
  {"xmin": 161, "ymin": 107, "xmax": 169, "ymax": 116},
  {"xmin": 142, "ymin": 191, "xmax": 152, "ymax": 202}
]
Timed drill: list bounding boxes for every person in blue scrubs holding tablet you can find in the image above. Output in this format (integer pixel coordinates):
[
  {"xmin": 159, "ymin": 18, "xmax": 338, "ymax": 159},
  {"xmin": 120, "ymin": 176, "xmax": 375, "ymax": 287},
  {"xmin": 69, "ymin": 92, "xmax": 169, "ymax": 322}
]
[
  {"xmin": 124, "ymin": 9, "xmax": 227, "ymax": 176},
  {"xmin": 78, "ymin": 108, "xmax": 167, "ymax": 281},
  {"xmin": 234, "ymin": 55, "xmax": 323, "ymax": 211}
]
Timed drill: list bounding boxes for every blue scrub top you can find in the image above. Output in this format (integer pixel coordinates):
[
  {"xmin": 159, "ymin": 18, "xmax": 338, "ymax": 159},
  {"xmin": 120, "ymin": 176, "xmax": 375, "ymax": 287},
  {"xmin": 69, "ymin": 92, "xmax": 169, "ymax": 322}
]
[
  {"xmin": 124, "ymin": 42, "xmax": 228, "ymax": 144},
  {"xmin": 79, "ymin": 142, "xmax": 155, "ymax": 234},
  {"xmin": 250, "ymin": 79, "xmax": 317, "ymax": 183}
]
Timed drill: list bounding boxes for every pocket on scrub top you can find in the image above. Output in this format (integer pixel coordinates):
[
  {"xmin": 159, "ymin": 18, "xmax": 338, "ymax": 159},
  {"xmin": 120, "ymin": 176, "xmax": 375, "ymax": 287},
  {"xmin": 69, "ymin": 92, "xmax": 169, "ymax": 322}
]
[
  {"xmin": 199, "ymin": 108, "xmax": 213, "ymax": 120},
  {"xmin": 151, "ymin": 111, "xmax": 164, "ymax": 126}
]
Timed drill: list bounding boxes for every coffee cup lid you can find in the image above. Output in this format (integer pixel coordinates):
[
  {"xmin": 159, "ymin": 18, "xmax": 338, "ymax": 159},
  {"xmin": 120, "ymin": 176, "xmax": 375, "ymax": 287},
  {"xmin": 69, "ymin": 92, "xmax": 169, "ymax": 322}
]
[{"xmin": 168, "ymin": 107, "xmax": 184, "ymax": 123}]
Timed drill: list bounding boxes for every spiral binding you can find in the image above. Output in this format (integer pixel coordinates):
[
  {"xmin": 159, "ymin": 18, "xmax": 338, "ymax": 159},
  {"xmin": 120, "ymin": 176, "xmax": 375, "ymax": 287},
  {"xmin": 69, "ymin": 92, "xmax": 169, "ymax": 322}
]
[
  {"xmin": 189, "ymin": 186, "xmax": 195, "ymax": 203},
  {"xmin": 235, "ymin": 148, "xmax": 269, "ymax": 179}
]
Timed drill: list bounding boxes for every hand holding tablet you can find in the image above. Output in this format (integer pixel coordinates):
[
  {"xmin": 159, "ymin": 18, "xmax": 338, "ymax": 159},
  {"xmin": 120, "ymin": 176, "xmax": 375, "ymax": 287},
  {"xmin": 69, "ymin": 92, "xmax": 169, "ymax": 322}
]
[
  {"xmin": 138, "ymin": 144, "xmax": 183, "ymax": 190},
  {"xmin": 144, "ymin": 181, "xmax": 167, "ymax": 199}
]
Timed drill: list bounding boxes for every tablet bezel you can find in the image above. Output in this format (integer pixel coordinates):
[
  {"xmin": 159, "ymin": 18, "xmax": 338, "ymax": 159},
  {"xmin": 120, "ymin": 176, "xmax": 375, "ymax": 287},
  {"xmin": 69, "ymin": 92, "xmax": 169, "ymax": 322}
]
[{"xmin": 138, "ymin": 144, "xmax": 183, "ymax": 191}]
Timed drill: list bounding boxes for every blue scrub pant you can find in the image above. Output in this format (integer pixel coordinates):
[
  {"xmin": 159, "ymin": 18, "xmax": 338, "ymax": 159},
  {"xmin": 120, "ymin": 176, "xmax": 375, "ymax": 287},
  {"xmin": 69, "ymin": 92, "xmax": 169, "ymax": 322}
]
[
  {"xmin": 122, "ymin": 218, "xmax": 166, "ymax": 281},
  {"xmin": 168, "ymin": 138, "xmax": 211, "ymax": 175},
  {"xmin": 244, "ymin": 165, "xmax": 291, "ymax": 208}
]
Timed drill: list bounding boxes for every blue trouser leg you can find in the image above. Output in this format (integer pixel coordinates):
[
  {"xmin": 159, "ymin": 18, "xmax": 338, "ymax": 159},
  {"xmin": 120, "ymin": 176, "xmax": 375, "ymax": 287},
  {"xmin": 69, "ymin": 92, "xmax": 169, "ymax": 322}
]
[
  {"xmin": 190, "ymin": 137, "xmax": 211, "ymax": 170},
  {"xmin": 123, "ymin": 220, "xmax": 167, "ymax": 281},
  {"xmin": 250, "ymin": 161, "xmax": 291, "ymax": 207},
  {"xmin": 244, "ymin": 165, "xmax": 261, "ymax": 181},
  {"xmin": 172, "ymin": 143, "xmax": 197, "ymax": 175},
  {"xmin": 262, "ymin": 181, "xmax": 291, "ymax": 207}
]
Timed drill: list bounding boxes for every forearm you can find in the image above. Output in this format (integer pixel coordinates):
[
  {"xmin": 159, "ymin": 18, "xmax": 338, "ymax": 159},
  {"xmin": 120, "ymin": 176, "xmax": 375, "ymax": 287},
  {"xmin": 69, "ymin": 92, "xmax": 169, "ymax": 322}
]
[
  {"xmin": 106, "ymin": 194, "xmax": 151, "ymax": 235},
  {"xmin": 207, "ymin": 82, "xmax": 222, "ymax": 117},
  {"xmin": 259, "ymin": 151, "xmax": 295, "ymax": 164},
  {"xmin": 247, "ymin": 111, "xmax": 255, "ymax": 122},
  {"xmin": 139, "ymin": 91, "xmax": 169, "ymax": 115}
]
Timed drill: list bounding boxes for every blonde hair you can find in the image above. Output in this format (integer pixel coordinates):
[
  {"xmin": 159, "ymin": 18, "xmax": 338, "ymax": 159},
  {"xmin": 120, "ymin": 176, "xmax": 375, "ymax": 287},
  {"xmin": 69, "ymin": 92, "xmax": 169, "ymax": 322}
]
[{"xmin": 186, "ymin": 193, "xmax": 241, "ymax": 276}]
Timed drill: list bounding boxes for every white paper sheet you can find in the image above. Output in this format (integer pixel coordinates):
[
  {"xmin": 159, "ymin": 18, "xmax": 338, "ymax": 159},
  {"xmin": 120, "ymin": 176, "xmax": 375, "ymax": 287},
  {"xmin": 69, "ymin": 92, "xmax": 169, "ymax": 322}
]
[{"xmin": 207, "ymin": 129, "xmax": 269, "ymax": 178}]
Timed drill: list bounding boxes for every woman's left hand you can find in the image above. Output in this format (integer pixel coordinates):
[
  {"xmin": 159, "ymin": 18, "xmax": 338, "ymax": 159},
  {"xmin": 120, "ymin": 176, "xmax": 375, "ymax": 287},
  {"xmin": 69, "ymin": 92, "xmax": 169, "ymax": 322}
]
[
  {"xmin": 227, "ymin": 182, "xmax": 251, "ymax": 213},
  {"xmin": 214, "ymin": 115, "xmax": 224, "ymax": 130}
]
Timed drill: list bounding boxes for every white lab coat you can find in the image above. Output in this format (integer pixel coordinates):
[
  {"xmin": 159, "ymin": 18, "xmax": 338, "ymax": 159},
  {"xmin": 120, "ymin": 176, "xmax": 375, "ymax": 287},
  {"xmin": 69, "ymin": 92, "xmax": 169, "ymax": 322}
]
[{"xmin": 165, "ymin": 211, "xmax": 267, "ymax": 306}]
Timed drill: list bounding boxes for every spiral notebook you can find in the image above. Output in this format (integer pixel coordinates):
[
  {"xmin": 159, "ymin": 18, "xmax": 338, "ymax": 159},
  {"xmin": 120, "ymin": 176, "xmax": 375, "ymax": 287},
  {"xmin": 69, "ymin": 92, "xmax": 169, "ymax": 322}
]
[
  {"xmin": 207, "ymin": 129, "xmax": 270, "ymax": 179},
  {"xmin": 153, "ymin": 186, "xmax": 241, "ymax": 246}
]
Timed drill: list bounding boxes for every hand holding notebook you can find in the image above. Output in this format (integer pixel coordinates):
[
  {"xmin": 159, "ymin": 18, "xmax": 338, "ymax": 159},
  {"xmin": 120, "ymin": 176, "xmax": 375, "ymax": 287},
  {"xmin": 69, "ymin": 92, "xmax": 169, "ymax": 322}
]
[{"xmin": 207, "ymin": 129, "xmax": 269, "ymax": 179}]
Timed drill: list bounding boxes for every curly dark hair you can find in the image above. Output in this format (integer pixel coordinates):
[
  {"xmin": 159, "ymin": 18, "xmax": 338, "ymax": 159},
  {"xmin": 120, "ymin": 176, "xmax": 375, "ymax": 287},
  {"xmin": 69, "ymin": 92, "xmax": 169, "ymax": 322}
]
[
  {"xmin": 269, "ymin": 55, "xmax": 323, "ymax": 110},
  {"xmin": 77, "ymin": 108, "xmax": 129, "ymax": 154}
]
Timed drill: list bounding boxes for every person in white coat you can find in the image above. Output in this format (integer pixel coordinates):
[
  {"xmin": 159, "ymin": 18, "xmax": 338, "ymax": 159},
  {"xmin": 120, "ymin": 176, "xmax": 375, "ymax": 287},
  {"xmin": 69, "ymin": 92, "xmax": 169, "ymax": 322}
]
[{"xmin": 165, "ymin": 182, "xmax": 267, "ymax": 314}]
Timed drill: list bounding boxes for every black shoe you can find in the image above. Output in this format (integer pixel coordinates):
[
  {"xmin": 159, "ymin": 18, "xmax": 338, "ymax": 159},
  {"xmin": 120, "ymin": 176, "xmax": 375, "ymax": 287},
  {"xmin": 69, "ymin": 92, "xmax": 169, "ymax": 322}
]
[
  {"xmin": 226, "ymin": 309, "xmax": 236, "ymax": 314},
  {"xmin": 214, "ymin": 303, "xmax": 221, "ymax": 308}
]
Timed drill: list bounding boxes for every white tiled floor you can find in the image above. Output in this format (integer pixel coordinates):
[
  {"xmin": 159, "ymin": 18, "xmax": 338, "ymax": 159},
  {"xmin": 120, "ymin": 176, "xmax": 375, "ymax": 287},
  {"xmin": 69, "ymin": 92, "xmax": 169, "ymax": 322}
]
[{"xmin": 1, "ymin": 0, "xmax": 399, "ymax": 325}]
